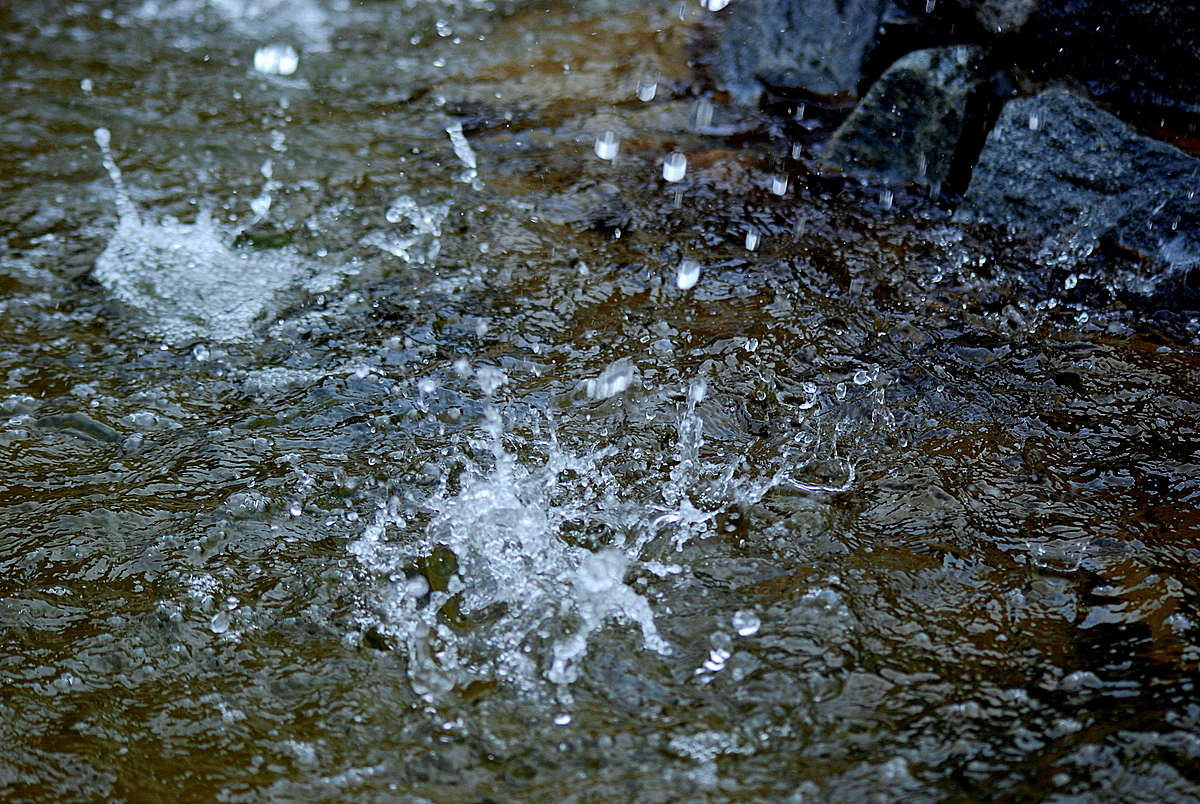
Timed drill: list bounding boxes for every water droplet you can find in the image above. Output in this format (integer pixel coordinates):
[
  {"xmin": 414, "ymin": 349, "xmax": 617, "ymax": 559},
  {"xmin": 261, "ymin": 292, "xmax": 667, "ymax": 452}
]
[
  {"xmin": 554, "ymin": 714, "xmax": 572, "ymax": 725},
  {"xmin": 80, "ymin": 78, "xmax": 93, "ymax": 93},
  {"xmin": 418, "ymin": 377, "xmax": 438, "ymax": 395},
  {"xmin": 925, "ymin": 0, "xmax": 935, "ymax": 11},
  {"xmin": 637, "ymin": 80, "xmax": 657, "ymax": 102},
  {"xmin": 404, "ymin": 575, "xmax": 429, "ymax": 598},
  {"xmin": 732, "ymin": 610, "xmax": 760, "ymax": 637},
  {"xmin": 853, "ymin": 369, "xmax": 873, "ymax": 385},
  {"xmin": 663, "ymin": 152, "xmax": 687, "ymax": 182},
  {"xmin": 1028, "ymin": 112, "xmax": 1042, "ymax": 131},
  {"xmin": 475, "ymin": 366, "xmax": 507, "ymax": 395},
  {"xmin": 880, "ymin": 189, "xmax": 893, "ymax": 210},
  {"xmin": 704, "ymin": 0, "xmax": 731, "ymax": 9},
  {"xmin": 744, "ymin": 230, "xmax": 760, "ymax": 251},
  {"xmin": 692, "ymin": 98, "xmax": 713, "ymax": 129},
  {"xmin": 586, "ymin": 358, "xmax": 635, "ymax": 399},
  {"xmin": 210, "ymin": 610, "xmax": 231, "ymax": 634},
  {"xmin": 791, "ymin": 142, "xmax": 803, "ymax": 160},
  {"xmin": 770, "ymin": 175, "xmax": 788, "ymax": 195},
  {"xmin": 289, "ymin": 501, "xmax": 302, "ymax": 517},
  {"xmin": 594, "ymin": 130, "xmax": 619, "ymax": 160},
  {"xmin": 253, "ymin": 44, "xmax": 299, "ymax": 76},
  {"xmin": 676, "ymin": 259, "xmax": 701, "ymax": 290}
]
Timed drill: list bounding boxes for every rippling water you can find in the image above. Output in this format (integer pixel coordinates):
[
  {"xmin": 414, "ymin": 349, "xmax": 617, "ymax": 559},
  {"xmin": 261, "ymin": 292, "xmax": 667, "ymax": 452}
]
[{"xmin": 2, "ymin": 1, "xmax": 1200, "ymax": 801}]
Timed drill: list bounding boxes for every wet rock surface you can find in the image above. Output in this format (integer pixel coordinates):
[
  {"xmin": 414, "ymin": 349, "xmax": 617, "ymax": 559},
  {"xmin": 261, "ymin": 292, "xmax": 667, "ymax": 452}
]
[
  {"xmin": 820, "ymin": 45, "xmax": 988, "ymax": 189},
  {"xmin": 957, "ymin": 88, "xmax": 1200, "ymax": 285},
  {"xmin": 715, "ymin": 0, "xmax": 891, "ymax": 105}
]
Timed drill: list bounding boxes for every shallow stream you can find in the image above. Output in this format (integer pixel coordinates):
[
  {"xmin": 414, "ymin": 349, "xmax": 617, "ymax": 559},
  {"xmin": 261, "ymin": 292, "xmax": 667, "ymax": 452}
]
[{"xmin": 2, "ymin": 1, "xmax": 1200, "ymax": 801}]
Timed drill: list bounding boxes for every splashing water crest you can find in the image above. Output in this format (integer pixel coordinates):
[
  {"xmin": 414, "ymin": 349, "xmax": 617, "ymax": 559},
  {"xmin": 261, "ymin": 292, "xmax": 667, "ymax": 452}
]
[{"xmin": 91, "ymin": 128, "xmax": 321, "ymax": 344}]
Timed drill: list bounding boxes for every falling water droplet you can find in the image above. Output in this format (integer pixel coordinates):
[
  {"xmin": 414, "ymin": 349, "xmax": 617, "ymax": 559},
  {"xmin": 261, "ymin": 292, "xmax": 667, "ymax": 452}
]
[
  {"xmin": 771, "ymin": 175, "xmax": 788, "ymax": 195},
  {"xmin": 880, "ymin": 189, "xmax": 894, "ymax": 210},
  {"xmin": 704, "ymin": 0, "xmax": 731, "ymax": 9},
  {"xmin": 676, "ymin": 259, "xmax": 701, "ymax": 290},
  {"xmin": 637, "ymin": 80, "xmax": 657, "ymax": 102},
  {"xmin": 663, "ymin": 152, "xmax": 687, "ymax": 182},
  {"xmin": 253, "ymin": 44, "xmax": 299, "ymax": 76},
  {"xmin": 732, "ymin": 609, "xmax": 761, "ymax": 637},
  {"xmin": 745, "ymin": 230, "xmax": 760, "ymax": 251},
  {"xmin": 925, "ymin": 0, "xmax": 936, "ymax": 11},
  {"xmin": 693, "ymin": 98, "xmax": 714, "ymax": 129},
  {"xmin": 594, "ymin": 130, "xmax": 619, "ymax": 160}
]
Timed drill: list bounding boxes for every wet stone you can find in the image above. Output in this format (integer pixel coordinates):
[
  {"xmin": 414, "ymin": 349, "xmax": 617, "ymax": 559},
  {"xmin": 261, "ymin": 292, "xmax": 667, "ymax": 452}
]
[
  {"xmin": 957, "ymin": 87, "xmax": 1200, "ymax": 289},
  {"xmin": 821, "ymin": 45, "xmax": 987, "ymax": 189}
]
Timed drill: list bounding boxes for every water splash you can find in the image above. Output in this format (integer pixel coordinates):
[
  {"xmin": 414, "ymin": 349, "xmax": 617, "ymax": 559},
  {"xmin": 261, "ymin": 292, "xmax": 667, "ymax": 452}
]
[
  {"xmin": 92, "ymin": 128, "xmax": 313, "ymax": 344},
  {"xmin": 364, "ymin": 195, "xmax": 450, "ymax": 265},
  {"xmin": 349, "ymin": 419, "xmax": 671, "ymax": 702}
]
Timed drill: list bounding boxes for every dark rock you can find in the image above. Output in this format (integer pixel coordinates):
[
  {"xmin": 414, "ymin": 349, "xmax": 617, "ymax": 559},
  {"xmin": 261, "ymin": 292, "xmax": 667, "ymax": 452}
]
[
  {"xmin": 953, "ymin": 0, "xmax": 1039, "ymax": 35},
  {"xmin": 956, "ymin": 88, "xmax": 1200, "ymax": 283},
  {"xmin": 715, "ymin": 0, "xmax": 891, "ymax": 106},
  {"xmin": 820, "ymin": 45, "xmax": 988, "ymax": 189}
]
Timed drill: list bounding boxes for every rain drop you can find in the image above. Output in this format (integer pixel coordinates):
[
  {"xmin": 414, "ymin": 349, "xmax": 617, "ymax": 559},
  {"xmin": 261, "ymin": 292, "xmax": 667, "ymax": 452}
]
[
  {"xmin": 745, "ymin": 230, "xmax": 760, "ymax": 251},
  {"xmin": 594, "ymin": 130, "xmax": 619, "ymax": 160},
  {"xmin": 770, "ymin": 175, "xmax": 788, "ymax": 195},
  {"xmin": 676, "ymin": 259, "xmax": 701, "ymax": 290},
  {"xmin": 253, "ymin": 44, "xmax": 299, "ymax": 76},
  {"xmin": 663, "ymin": 152, "xmax": 687, "ymax": 182},
  {"xmin": 637, "ymin": 80, "xmax": 657, "ymax": 102},
  {"xmin": 732, "ymin": 609, "xmax": 761, "ymax": 637}
]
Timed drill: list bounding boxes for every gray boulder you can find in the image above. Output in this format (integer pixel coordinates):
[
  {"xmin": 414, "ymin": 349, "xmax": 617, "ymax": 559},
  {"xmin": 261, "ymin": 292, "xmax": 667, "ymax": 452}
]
[
  {"xmin": 956, "ymin": 88, "xmax": 1200, "ymax": 280},
  {"xmin": 820, "ymin": 45, "xmax": 987, "ymax": 189},
  {"xmin": 715, "ymin": 0, "xmax": 891, "ymax": 106}
]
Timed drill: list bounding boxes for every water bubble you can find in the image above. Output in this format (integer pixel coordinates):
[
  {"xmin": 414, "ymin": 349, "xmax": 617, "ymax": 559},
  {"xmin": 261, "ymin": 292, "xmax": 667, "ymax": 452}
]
[
  {"xmin": 744, "ymin": 230, "xmax": 760, "ymax": 251},
  {"xmin": 663, "ymin": 152, "xmax": 687, "ymax": 182},
  {"xmin": 594, "ymin": 130, "xmax": 619, "ymax": 161},
  {"xmin": 404, "ymin": 574, "xmax": 429, "ymax": 598},
  {"xmin": 209, "ymin": 610, "xmax": 231, "ymax": 634},
  {"xmin": 770, "ymin": 175, "xmax": 788, "ymax": 195},
  {"xmin": 676, "ymin": 259, "xmax": 701, "ymax": 290},
  {"xmin": 732, "ymin": 610, "xmax": 760, "ymax": 637},
  {"xmin": 853, "ymin": 369, "xmax": 873, "ymax": 385},
  {"xmin": 637, "ymin": 80, "xmax": 657, "ymax": 102},
  {"xmin": 253, "ymin": 44, "xmax": 299, "ymax": 76}
]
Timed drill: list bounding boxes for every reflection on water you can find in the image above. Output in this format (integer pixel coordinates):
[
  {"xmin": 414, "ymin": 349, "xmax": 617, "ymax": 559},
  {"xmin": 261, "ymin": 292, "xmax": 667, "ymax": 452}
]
[{"xmin": 2, "ymin": 0, "xmax": 1200, "ymax": 801}]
